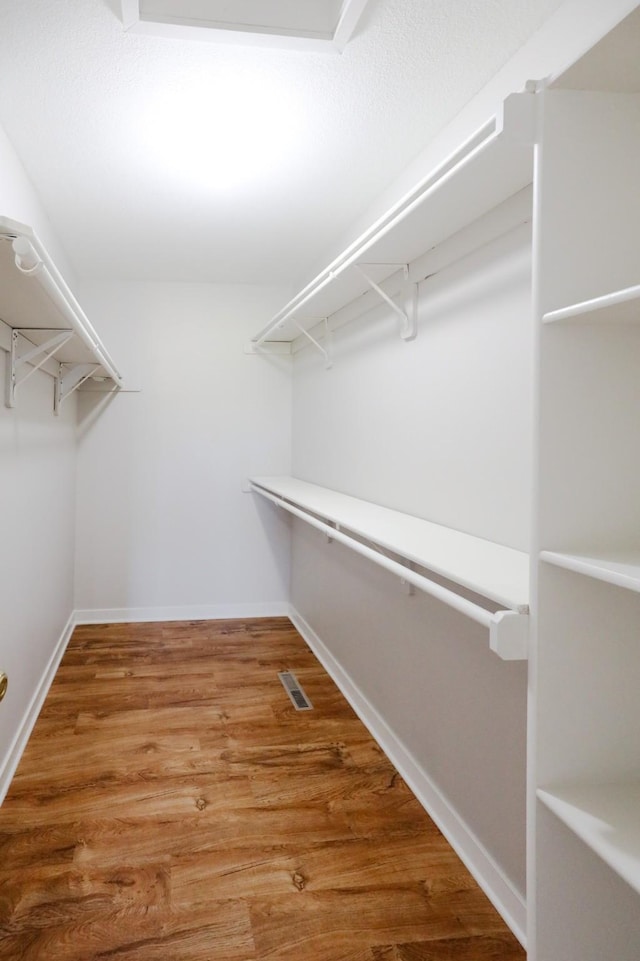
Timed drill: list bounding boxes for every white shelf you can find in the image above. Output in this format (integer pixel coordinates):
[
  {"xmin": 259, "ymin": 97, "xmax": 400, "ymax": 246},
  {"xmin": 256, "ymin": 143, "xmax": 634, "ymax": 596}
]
[
  {"xmin": 252, "ymin": 92, "xmax": 534, "ymax": 347},
  {"xmin": 251, "ymin": 477, "xmax": 529, "ymax": 659},
  {"xmin": 543, "ymin": 283, "xmax": 640, "ymax": 325},
  {"xmin": 0, "ymin": 215, "xmax": 122, "ymax": 407},
  {"xmin": 541, "ymin": 549, "xmax": 640, "ymax": 593},
  {"xmin": 252, "ymin": 476, "xmax": 529, "ymax": 611},
  {"xmin": 538, "ymin": 783, "xmax": 640, "ymax": 895}
]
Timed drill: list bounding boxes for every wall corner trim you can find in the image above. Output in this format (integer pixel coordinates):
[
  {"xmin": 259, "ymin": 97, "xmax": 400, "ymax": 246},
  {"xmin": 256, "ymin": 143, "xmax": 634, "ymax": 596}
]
[
  {"xmin": 289, "ymin": 605, "xmax": 527, "ymax": 948},
  {"xmin": 0, "ymin": 611, "xmax": 76, "ymax": 806}
]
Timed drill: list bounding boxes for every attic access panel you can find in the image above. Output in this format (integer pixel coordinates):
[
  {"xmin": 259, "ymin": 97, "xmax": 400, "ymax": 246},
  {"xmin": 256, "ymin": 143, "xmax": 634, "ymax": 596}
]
[{"xmin": 120, "ymin": 0, "xmax": 372, "ymax": 50}]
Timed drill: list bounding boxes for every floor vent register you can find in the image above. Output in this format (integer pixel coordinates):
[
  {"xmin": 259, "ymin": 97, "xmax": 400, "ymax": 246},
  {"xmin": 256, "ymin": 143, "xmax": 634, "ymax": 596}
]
[{"xmin": 278, "ymin": 671, "xmax": 313, "ymax": 711}]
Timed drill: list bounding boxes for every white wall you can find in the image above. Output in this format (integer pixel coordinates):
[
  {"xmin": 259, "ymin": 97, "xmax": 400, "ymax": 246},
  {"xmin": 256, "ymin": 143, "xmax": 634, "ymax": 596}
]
[
  {"xmin": 74, "ymin": 281, "xmax": 292, "ymax": 620},
  {"xmin": 293, "ymin": 223, "xmax": 532, "ymax": 550},
  {"xmin": 0, "ymin": 123, "xmax": 75, "ymax": 280},
  {"xmin": 288, "ymin": 221, "xmax": 533, "ymax": 936},
  {"xmin": 0, "ymin": 121, "xmax": 78, "ymax": 800}
]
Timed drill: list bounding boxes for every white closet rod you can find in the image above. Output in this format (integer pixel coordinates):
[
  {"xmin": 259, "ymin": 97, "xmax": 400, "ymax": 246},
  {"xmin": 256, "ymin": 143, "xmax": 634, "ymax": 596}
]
[
  {"xmin": 251, "ymin": 483, "xmax": 498, "ymax": 628},
  {"xmin": 290, "ymin": 207, "xmax": 530, "ymax": 356},
  {"xmin": 252, "ymin": 118, "xmax": 497, "ymax": 347},
  {"xmin": 8, "ymin": 233, "xmax": 123, "ymax": 386}
]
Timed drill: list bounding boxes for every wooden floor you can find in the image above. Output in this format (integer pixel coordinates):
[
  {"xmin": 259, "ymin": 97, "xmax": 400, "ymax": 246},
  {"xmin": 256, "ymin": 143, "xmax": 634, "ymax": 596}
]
[{"xmin": 0, "ymin": 618, "xmax": 525, "ymax": 960}]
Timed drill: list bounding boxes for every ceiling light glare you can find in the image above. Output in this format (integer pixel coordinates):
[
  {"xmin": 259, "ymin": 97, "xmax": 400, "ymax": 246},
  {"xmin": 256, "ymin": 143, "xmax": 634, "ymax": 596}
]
[{"xmin": 143, "ymin": 73, "xmax": 300, "ymax": 193}]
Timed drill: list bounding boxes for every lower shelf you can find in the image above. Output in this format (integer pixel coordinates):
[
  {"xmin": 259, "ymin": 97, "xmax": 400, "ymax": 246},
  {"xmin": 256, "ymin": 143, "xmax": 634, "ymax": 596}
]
[
  {"xmin": 537, "ymin": 783, "xmax": 640, "ymax": 895},
  {"xmin": 541, "ymin": 549, "xmax": 640, "ymax": 593},
  {"xmin": 251, "ymin": 475, "xmax": 530, "ymax": 660}
]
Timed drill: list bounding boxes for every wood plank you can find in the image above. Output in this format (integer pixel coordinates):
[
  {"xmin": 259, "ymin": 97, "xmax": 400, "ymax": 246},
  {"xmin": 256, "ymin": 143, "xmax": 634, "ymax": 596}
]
[
  {"xmin": 248, "ymin": 888, "xmax": 467, "ymax": 959},
  {"xmin": 0, "ymin": 618, "xmax": 524, "ymax": 961},
  {"xmin": 372, "ymin": 936, "xmax": 528, "ymax": 959}
]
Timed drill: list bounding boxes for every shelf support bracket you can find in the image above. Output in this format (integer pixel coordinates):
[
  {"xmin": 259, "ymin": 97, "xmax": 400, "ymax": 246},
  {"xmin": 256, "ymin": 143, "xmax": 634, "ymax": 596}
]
[
  {"xmin": 355, "ymin": 264, "xmax": 417, "ymax": 341},
  {"xmin": 54, "ymin": 362, "xmax": 101, "ymax": 415},
  {"xmin": 244, "ymin": 340, "xmax": 291, "ymax": 356},
  {"xmin": 400, "ymin": 560, "xmax": 415, "ymax": 595},
  {"xmin": 293, "ymin": 319, "xmax": 332, "ymax": 369},
  {"xmin": 5, "ymin": 328, "xmax": 73, "ymax": 409},
  {"xmin": 325, "ymin": 520, "xmax": 339, "ymax": 544}
]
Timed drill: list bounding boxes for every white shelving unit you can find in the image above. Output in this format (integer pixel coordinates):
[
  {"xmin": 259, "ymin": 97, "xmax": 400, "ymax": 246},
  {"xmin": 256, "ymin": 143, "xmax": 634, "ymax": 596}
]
[
  {"xmin": 251, "ymin": 476, "xmax": 529, "ymax": 660},
  {"xmin": 0, "ymin": 215, "xmax": 123, "ymax": 412},
  {"xmin": 532, "ymin": 9, "xmax": 640, "ymax": 955},
  {"xmin": 537, "ymin": 783, "xmax": 640, "ymax": 896},
  {"xmin": 250, "ymin": 91, "xmax": 534, "ymax": 354}
]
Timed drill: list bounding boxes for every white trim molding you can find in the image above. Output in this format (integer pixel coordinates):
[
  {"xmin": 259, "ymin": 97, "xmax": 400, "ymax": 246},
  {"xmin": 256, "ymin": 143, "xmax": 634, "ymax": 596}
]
[
  {"xmin": 119, "ymin": 0, "xmax": 372, "ymax": 52},
  {"xmin": 0, "ymin": 613, "xmax": 75, "ymax": 805},
  {"xmin": 74, "ymin": 602, "xmax": 290, "ymax": 624}
]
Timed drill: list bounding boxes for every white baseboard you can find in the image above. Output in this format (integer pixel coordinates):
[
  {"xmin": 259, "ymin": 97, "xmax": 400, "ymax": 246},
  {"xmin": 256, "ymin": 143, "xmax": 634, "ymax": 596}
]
[
  {"xmin": 289, "ymin": 606, "xmax": 527, "ymax": 949},
  {"xmin": 0, "ymin": 612, "xmax": 76, "ymax": 805},
  {"xmin": 74, "ymin": 602, "xmax": 290, "ymax": 624}
]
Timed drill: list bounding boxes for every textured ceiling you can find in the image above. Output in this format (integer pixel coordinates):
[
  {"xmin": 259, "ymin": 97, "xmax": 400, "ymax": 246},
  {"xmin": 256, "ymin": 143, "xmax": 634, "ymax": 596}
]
[{"xmin": 0, "ymin": 0, "xmax": 564, "ymax": 285}]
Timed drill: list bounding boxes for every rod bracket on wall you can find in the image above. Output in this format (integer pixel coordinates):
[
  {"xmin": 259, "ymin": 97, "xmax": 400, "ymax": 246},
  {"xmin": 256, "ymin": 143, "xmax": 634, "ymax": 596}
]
[
  {"xmin": 400, "ymin": 560, "xmax": 416, "ymax": 595},
  {"xmin": 5, "ymin": 327, "xmax": 73, "ymax": 409},
  {"xmin": 355, "ymin": 264, "xmax": 417, "ymax": 341},
  {"xmin": 244, "ymin": 340, "xmax": 291, "ymax": 356},
  {"xmin": 293, "ymin": 318, "xmax": 332, "ymax": 369},
  {"xmin": 325, "ymin": 520, "xmax": 336, "ymax": 544},
  {"xmin": 54, "ymin": 362, "xmax": 101, "ymax": 415}
]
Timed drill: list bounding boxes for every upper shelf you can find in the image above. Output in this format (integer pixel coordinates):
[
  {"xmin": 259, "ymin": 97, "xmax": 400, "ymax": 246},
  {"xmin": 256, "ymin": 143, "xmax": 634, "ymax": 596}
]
[
  {"xmin": 251, "ymin": 91, "xmax": 535, "ymax": 348},
  {"xmin": 0, "ymin": 215, "xmax": 123, "ymax": 408},
  {"xmin": 250, "ymin": 476, "xmax": 530, "ymax": 659}
]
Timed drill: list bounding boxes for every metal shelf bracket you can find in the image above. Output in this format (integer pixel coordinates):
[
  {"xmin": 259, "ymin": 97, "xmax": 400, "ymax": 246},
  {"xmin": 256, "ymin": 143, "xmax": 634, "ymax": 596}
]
[
  {"xmin": 355, "ymin": 264, "xmax": 418, "ymax": 341},
  {"xmin": 294, "ymin": 318, "xmax": 332, "ymax": 369},
  {"xmin": 400, "ymin": 560, "xmax": 416, "ymax": 595},
  {"xmin": 54, "ymin": 362, "xmax": 101, "ymax": 415},
  {"xmin": 244, "ymin": 340, "xmax": 291, "ymax": 356},
  {"xmin": 5, "ymin": 327, "xmax": 73, "ymax": 408}
]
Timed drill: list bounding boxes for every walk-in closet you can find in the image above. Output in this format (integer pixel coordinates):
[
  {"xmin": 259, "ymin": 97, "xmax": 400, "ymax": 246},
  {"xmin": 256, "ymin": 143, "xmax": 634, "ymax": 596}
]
[{"xmin": 0, "ymin": 1, "xmax": 638, "ymax": 957}]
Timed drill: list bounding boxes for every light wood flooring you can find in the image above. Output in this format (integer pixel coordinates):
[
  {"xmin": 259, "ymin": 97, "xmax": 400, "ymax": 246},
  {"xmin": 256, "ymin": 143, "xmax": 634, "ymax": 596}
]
[{"xmin": 0, "ymin": 618, "xmax": 526, "ymax": 960}]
